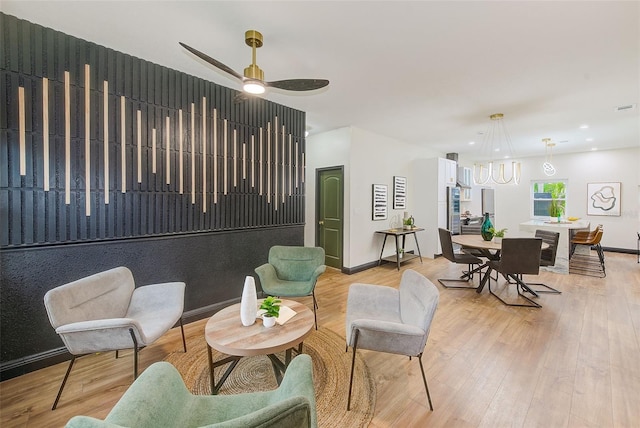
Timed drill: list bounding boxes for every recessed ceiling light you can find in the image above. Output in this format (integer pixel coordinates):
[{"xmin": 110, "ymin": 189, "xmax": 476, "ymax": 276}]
[
  {"xmin": 591, "ymin": 147, "xmax": 598, "ymax": 151},
  {"xmin": 494, "ymin": 148, "xmax": 500, "ymax": 152},
  {"xmin": 580, "ymin": 124, "xmax": 589, "ymax": 129},
  {"xmin": 469, "ymin": 141, "xmax": 475, "ymax": 145},
  {"xmin": 558, "ymin": 140, "xmax": 569, "ymax": 143},
  {"xmin": 586, "ymin": 138, "xmax": 594, "ymax": 142}
]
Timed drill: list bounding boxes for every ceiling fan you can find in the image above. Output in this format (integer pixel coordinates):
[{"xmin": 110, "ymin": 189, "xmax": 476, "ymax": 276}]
[{"xmin": 180, "ymin": 30, "xmax": 329, "ymax": 96}]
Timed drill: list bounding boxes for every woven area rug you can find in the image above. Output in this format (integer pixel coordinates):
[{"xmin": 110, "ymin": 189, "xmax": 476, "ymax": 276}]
[{"xmin": 164, "ymin": 328, "xmax": 375, "ymax": 428}]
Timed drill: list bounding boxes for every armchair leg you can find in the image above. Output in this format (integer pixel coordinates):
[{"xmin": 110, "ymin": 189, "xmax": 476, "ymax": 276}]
[
  {"xmin": 347, "ymin": 329, "xmax": 360, "ymax": 411},
  {"xmin": 179, "ymin": 318, "xmax": 187, "ymax": 352},
  {"xmin": 52, "ymin": 356, "xmax": 76, "ymax": 410},
  {"xmin": 129, "ymin": 328, "xmax": 139, "ymax": 379},
  {"xmin": 312, "ymin": 292, "xmax": 318, "ymax": 330},
  {"xmin": 418, "ymin": 354, "xmax": 434, "ymax": 411}
]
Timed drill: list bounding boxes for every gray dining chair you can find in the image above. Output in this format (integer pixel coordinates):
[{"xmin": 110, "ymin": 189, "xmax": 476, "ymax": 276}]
[
  {"xmin": 437, "ymin": 228, "xmax": 485, "ymax": 289},
  {"xmin": 345, "ymin": 269, "xmax": 439, "ymax": 411},
  {"xmin": 482, "ymin": 238, "xmax": 543, "ymax": 308},
  {"xmin": 524, "ymin": 230, "xmax": 562, "ymax": 294}
]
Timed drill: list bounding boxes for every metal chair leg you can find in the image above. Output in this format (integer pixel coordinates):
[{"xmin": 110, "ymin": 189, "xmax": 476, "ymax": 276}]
[
  {"xmin": 179, "ymin": 318, "xmax": 187, "ymax": 352},
  {"xmin": 347, "ymin": 329, "xmax": 359, "ymax": 411},
  {"xmin": 438, "ymin": 262, "xmax": 484, "ymax": 289},
  {"xmin": 129, "ymin": 328, "xmax": 139, "ymax": 379},
  {"xmin": 418, "ymin": 354, "xmax": 434, "ymax": 411},
  {"xmin": 52, "ymin": 356, "xmax": 76, "ymax": 410},
  {"xmin": 312, "ymin": 292, "xmax": 318, "ymax": 330}
]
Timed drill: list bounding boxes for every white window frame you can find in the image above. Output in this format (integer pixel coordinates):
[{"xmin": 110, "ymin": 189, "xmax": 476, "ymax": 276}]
[{"xmin": 531, "ymin": 179, "xmax": 568, "ymax": 219}]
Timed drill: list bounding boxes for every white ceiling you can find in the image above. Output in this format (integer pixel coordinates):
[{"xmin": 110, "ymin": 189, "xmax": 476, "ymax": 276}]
[{"xmin": 3, "ymin": 1, "xmax": 639, "ymax": 160}]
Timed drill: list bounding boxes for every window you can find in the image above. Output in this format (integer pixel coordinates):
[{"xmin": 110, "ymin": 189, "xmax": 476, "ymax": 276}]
[{"xmin": 531, "ymin": 180, "xmax": 567, "ymax": 218}]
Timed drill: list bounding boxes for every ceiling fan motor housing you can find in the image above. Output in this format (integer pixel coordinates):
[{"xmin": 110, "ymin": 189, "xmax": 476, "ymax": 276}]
[{"xmin": 244, "ymin": 64, "xmax": 264, "ymax": 81}]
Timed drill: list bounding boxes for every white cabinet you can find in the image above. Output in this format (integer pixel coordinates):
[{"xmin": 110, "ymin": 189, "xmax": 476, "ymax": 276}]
[
  {"xmin": 412, "ymin": 157, "xmax": 457, "ymax": 258},
  {"xmin": 458, "ymin": 166, "xmax": 472, "ymax": 201}
]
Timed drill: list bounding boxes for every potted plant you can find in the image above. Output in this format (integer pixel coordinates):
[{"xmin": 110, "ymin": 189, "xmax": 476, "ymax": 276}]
[
  {"xmin": 259, "ymin": 296, "xmax": 281, "ymax": 328},
  {"xmin": 398, "ymin": 248, "xmax": 405, "ymax": 258},
  {"xmin": 488, "ymin": 227, "xmax": 507, "ymax": 244}
]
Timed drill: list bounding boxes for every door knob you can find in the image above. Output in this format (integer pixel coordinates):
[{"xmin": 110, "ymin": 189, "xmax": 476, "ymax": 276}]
[{"xmin": 319, "ymin": 220, "xmax": 324, "ymax": 225}]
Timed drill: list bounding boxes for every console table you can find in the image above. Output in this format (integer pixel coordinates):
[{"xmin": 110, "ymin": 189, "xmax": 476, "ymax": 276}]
[{"xmin": 375, "ymin": 228, "xmax": 424, "ymax": 270}]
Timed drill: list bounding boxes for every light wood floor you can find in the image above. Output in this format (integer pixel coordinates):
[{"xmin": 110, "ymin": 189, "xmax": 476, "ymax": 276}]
[{"xmin": 1, "ymin": 252, "xmax": 639, "ymax": 427}]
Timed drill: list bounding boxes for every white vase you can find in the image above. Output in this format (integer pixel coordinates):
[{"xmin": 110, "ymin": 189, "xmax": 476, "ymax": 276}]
[
  {"xmin": 263, "ymin": 315, "xmax": 276, "ymax": 328},
  {"xmin": 493, "ymin": 237, "xmax": 503, "ymax": 244},
  {"xmin": 240, "ymin": 276, "xmax": 257, "ymax": 326}
]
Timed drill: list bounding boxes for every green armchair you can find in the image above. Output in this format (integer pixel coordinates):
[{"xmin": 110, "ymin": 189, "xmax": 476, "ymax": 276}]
[
  {"xmin": 65, "ymin": 354, "xmax": 317, "ymax": 428},
  {"xmin": 255, "ymin": 246, "xmax": 326, "ymax": 329}
]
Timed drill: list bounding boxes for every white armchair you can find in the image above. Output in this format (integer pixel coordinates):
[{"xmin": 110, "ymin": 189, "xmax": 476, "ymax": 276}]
[{"xmin": 44, "ymin": 266, "xmax": 186, "ymax": 409}]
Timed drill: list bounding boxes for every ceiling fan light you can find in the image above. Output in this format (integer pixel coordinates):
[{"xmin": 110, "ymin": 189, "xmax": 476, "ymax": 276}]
[{"xmin": 243, "ymin": 80, "xmax": 265, "ymax": 94}]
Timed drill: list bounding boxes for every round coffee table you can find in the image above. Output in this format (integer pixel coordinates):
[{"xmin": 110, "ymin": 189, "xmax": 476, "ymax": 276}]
[{"xmin": 205, "ymin": 299, "xmax": 314, "ymax": 394}]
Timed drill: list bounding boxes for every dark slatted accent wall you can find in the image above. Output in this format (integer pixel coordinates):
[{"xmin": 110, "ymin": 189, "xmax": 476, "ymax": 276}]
[
  {"xmin": 0, "ymin": 13, "xmax": 307, "ymax": 378},
  {"xmin": 0, "ymin": 13, "xmax": 306, "ymax": 248}
]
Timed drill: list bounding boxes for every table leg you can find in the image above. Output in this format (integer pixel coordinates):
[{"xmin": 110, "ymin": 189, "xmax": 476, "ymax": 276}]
[
  {"xmin": 378, "ymin": 234, "xmax": 389, "ymax": 266},
  {"xmin": 208, "ymin": 346, "xmax": 242, "ymax": 395},
  {"xmin": 412, "ymin": 232, "xmax": 423, "ymax": 263},
  {"xmin": 395, "ymin": 235, "xmax": 401, "ymax": 270},
  {"xmin": 477, "ymin": 267, "xmax": 492, "ymax": 293}
]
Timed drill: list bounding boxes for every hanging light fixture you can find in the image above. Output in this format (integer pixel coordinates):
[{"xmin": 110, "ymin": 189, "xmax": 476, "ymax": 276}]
[
  {"xmin": 542, "ymin": 138, "xmax": 556, "ymax": 176},
  {"xmin": 472, "ymin": 113, "xmax": 521, "ymax": 185}
]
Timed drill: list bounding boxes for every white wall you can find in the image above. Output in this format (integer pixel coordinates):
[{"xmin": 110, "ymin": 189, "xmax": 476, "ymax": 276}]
[
  {"xmin": 461, "ymin": 147, "xmax": 639, "ymax": 249},
  {"xmin": 306, "ymin": 126, "xmax": 440, "ymax": 269},
  {"xmin": 308, "ymin": 127, "xmax": 638, "ymax": 269}
]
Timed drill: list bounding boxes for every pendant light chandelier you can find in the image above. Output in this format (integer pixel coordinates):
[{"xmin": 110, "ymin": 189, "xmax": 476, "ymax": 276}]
[
  {"xmin": 542, "ymin": 138, "xmax": 556, "ymax": 176},
  {"xmin": 472, "ymin": 113, "xmax": 521, "ymax": 185}
]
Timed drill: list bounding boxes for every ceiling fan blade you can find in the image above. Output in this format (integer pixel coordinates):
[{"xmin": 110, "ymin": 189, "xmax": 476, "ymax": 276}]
[
  {"xmin": 179, "ymin": 42, "xmax": 243, "ymax": 81},
  {"xmin": 265, "ymin": 79, "xmax": 330, "ymax": 91}
]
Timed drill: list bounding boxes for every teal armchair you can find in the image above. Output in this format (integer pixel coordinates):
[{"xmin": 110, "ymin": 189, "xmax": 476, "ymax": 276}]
[
  {"xmin": 65, "ymin": 354, "xmax": 317, "ymax": 428},
  {"xmin": 255, "ymin": 246, "xmax": 326, "ymax": 329}
]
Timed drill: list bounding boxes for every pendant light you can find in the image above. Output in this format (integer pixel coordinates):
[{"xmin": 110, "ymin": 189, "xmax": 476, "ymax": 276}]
[
  {"xmin": 472, "ymin": 113, "xmax": 521, "ymax": 185},
  {"xmin": 542, "ymin": 138, "xmax": 556, "ymax": 176}
]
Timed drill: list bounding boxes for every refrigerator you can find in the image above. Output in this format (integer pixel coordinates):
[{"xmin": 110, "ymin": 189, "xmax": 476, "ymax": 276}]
[{"xmin": 447, "ymin": 186, "xmax": 461, "ymax": 235}]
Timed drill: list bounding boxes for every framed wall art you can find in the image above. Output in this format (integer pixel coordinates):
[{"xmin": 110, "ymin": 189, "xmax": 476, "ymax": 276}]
[
  {"xmin": 372, "ymin": 184, "xmax": 388, "ymax": 220},
  {"xmin": 393, "ymin": 176, "xmax": 407, "ymax": 209},
  {"xmin": 587, "ymin": 182, "xmax": 621, "ymax": 216}
]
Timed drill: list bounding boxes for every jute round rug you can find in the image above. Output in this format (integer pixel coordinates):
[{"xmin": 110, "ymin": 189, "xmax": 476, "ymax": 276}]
[{"xmin": 164, "ymin": 328, "xmax": 375, "ymax": 428}]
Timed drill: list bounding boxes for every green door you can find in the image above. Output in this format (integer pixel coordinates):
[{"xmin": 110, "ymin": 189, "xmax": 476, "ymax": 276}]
[{"xmin": 317, "ymin": 167, "xmax": 343, "ymax": 269}]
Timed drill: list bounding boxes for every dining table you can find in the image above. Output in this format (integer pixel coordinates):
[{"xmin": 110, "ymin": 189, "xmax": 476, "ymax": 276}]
[{"xmin": 451, "ymin": 234, "xmax": 548, "ymax": 294}]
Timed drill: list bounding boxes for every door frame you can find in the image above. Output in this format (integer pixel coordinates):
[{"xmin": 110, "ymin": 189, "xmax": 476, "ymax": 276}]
[{"xmin": 315, "ymin": 166, "xmax": 344, "ymax": 268}]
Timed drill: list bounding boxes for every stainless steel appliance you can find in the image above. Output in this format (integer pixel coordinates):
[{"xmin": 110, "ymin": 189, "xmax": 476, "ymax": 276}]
[{"xmin": 447, "ymin": 186, "xmax": 461, "ymax": 234}]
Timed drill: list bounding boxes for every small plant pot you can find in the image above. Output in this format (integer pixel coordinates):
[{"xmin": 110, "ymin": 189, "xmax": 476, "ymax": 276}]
[
  {"xmin": 493, "ymin": 237, "xmax": 503, "ymax": 244},
  {"xmin": 263, "ymin": 315, "xmax": 276, "ymax": 328}
]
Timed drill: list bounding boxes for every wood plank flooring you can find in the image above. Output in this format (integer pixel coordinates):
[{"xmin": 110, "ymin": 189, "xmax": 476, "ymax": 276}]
[{"xmin": 1, "ymin": 252, "xmax": 638, "ymax": 427}]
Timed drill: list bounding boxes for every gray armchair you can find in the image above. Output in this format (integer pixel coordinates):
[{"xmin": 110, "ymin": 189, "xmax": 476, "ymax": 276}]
[
  {"xmin": 65, "ymin": 355, "xmax": 317, "ymax": 428},
  {"xmin": 255, "ymin": 246, "xmax": 326, "ymax": 329},
  {"xmin": 345, "ymin": 269, "xmax": 439, "ymax": 411},
  {"xmin": 44, "ymin": 266, "xmax": 186, "ymax": 409}
]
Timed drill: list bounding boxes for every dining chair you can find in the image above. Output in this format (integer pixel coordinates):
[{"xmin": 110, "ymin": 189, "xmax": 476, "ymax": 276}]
[
  {"xmin": 345, "ymin": 269, "xmax": 439, "ymax": 411},
  {"xmin": 523, "ymin": 230, "xmax": 562, "ymax": 294},
  {"xmin": 437, "ymin": 228, "xmax": 485, "ymax": 289},
  {"xmin": 482, "ymin": 238, "xmax": 543, "ymax": 308},
  {"xmin": 569, "ymin": 228, "xmax": 606, "ymax": 277}
]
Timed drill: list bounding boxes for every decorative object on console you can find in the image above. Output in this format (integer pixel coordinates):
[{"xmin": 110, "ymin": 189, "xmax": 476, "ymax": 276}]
[
  {"xmin": 240, "ymin": 276, "xmax": 258, "ymax": 327},
  {"xmin": 472, "ymin": 113, "xmax": 521, "ymax": 185},
  {"xmin": 481, "ymin": 212, "xmax": 494, "ymax": 241},
  {"xmin": 393, "ymin": 176, "xmax": 407, "ymax": 209}
]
